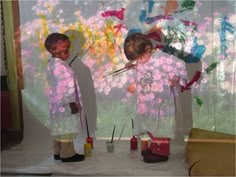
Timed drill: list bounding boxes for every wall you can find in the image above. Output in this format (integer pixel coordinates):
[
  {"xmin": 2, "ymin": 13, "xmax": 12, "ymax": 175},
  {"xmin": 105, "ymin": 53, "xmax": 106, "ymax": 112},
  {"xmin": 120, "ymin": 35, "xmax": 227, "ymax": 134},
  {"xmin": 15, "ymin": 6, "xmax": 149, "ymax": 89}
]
[{"xmin": 18, "ymin": 0, "xmax": 235, "ymax": 137}]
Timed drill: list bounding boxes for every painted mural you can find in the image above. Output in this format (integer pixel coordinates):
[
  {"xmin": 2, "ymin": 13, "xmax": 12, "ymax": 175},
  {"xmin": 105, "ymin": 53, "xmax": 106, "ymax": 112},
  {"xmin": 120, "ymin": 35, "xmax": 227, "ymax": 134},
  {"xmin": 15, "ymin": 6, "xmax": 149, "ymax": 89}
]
[{"xmin": 19, "ymin": 0, "xmax": 235, "ymax": 137}]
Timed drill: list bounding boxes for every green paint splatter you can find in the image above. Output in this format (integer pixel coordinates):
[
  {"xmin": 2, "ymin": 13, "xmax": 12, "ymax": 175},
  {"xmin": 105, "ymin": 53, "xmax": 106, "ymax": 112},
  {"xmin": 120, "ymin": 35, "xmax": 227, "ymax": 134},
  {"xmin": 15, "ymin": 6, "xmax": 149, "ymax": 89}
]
[
  {"xmin": 181, "ymin": 0, "xmax": 195, "ymax": 10},
  {"xmin": 205, "ymin": 62, "xmax": 219, "ymax": 74},
  {"xmin": 194, "ymin": 96, "xmax": 203, "ymax": 107}
]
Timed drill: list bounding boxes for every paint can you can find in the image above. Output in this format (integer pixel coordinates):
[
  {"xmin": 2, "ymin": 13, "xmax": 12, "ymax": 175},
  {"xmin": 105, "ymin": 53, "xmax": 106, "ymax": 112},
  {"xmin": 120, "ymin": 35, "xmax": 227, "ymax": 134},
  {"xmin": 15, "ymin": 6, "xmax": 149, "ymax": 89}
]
[
  {"xmin": 86, "ymin": 137, "xmax": 93, "ymax": 149},
  {"xmin": 84, "ymin": 143, "xmax": 92, "ymax": 157}
]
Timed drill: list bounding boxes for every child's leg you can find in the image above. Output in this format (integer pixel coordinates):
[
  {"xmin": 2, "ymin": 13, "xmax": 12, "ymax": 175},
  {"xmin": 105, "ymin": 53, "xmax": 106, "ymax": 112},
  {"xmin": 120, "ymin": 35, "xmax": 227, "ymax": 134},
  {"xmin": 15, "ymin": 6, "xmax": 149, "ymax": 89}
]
[
  {"xmin": 53, "ymin": 140, "xmax": 61, "ymax": 160},
  {"xmin": 55, "ymin": 133, "xmax": 85, "ymax": 162},
  {"xmin": 60, "ymin": 140, "xmax": 77, "ymax": 158}
]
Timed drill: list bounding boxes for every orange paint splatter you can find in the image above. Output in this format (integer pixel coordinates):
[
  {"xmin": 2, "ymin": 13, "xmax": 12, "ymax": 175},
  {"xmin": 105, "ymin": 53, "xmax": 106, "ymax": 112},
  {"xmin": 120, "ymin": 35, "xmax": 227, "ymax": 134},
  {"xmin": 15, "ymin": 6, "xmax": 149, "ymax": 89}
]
[
  {"xmin": 127, "ymin": 82, "xmax": 136, "ymax": 94},
  {"xmin": 164, "ymin": 0, "xmax": 178, "ymax": 16}
]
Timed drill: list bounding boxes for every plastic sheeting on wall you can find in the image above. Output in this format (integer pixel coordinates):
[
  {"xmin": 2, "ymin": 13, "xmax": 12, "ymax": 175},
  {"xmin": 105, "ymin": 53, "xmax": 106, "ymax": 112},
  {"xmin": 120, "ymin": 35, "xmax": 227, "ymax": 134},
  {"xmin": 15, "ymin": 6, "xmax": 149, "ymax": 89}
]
[{"xmin": 18, "ymin": 0, "xmax": 235, "ymax": 137}]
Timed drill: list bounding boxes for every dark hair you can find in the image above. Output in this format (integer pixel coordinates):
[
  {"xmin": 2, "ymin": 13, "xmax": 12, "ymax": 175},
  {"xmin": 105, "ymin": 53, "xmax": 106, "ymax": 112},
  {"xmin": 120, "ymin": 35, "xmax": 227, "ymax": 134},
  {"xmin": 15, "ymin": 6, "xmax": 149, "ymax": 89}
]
[
  {"xmin": 44, "ymin": 33, "xmax": 69, "ymax": 52},
  {"xmin": 124, "ymin": 33, "xmax": 153, "ymax": 61}
]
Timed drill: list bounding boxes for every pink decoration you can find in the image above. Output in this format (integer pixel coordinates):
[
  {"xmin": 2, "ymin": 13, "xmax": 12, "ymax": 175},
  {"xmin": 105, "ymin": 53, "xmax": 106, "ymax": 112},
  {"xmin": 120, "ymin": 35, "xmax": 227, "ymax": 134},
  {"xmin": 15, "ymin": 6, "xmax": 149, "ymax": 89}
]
[
  {"xmin": 181, "ymin": 70, "xmax": 201, "ymax": 92},
  {"xmin": 101, "ymin": 8, "xmax": 125, "ymax": 20},
  {"xmin": 180, "ymin": 19, "xmax": 197, "ymax": 27},
  {"xmin": 114, "ymin": 23, "xmax": 127, "ymax": 35}
]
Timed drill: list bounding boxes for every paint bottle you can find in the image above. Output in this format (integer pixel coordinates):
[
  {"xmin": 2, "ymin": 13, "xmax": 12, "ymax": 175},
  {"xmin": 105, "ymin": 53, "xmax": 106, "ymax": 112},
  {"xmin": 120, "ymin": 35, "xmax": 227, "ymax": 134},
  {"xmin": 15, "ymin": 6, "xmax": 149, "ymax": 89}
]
[
  {"xmin": 84, "ymin": 143, "xmax": 92, "ymax": 157},
  {"xmin": 130, "ymin": 136, "xmax": 138, "ymax": 150},
  {"xmin": 86, "ymin": 137, "xmax": 93, "ymax": 149}
]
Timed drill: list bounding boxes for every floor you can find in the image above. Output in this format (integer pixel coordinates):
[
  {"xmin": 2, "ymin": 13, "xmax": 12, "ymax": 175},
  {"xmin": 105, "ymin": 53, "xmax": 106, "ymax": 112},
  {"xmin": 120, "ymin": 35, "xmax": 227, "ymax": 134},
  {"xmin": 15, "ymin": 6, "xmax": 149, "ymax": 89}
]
[
  {"xmin": 2, "ymin": 124, "xmax": 234, "ymax": 176},
  {"xmin": 1, "ymin": 108, "xmax": 189, "ymax": 176}
]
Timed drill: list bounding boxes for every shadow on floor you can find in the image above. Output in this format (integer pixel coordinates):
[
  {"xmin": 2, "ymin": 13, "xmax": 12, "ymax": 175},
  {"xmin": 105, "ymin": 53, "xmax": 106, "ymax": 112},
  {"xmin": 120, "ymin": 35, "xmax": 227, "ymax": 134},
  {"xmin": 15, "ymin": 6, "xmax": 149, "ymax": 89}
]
[{"xmin": 1, "ymin": 129, "xmax": 23, "ymax": 151}]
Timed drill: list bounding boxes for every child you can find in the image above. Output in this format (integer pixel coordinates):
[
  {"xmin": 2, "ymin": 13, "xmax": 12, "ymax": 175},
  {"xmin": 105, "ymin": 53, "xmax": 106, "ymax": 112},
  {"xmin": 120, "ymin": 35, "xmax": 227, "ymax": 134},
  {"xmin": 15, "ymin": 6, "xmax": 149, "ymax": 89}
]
[
  {"xmin": 64, "ymin": 29, "xmax": 97, "ymax": 154},
  {"xmin": 123, "ymin": 32, "xmax": 187, "ymax": 163},
  {"xmin": 44, "ymin": 32, "xmax": 85, "ymax": 162}
]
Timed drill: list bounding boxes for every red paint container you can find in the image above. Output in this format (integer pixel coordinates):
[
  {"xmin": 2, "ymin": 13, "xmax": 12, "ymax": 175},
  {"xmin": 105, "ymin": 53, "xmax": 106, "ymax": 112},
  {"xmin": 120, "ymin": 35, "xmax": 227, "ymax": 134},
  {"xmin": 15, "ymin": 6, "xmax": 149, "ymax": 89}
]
[
  {"xmin": 86, "ymin": 137, "xmax": 93, "ymax": 149},
  {"xmin": 130, "ymin": 136, "xmax": 138, "ymax": 150}
]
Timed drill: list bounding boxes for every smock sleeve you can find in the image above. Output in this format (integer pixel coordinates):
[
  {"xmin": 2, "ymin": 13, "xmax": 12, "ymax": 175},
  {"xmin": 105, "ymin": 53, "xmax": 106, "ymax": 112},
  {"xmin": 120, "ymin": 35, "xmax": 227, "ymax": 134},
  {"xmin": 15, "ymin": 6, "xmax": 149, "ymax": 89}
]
[{"xmin": 51, "ymin": 60, "xmax": 77, "ymax": 106}]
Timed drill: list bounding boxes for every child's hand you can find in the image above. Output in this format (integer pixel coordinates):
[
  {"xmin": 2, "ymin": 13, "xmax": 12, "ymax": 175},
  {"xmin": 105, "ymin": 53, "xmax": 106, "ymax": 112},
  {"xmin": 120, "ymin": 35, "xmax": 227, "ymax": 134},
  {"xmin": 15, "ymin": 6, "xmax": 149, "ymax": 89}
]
[
  {"xmin": 169, "ymin": 75, "xmax": 180, "ymax": 87},
  {"xmin": 125, "ymin": 61, "xmax": 136, "ymax": 69},
  {"xmin": 69, "ymin": 102, "xmax": 79, "ymax": 114}
]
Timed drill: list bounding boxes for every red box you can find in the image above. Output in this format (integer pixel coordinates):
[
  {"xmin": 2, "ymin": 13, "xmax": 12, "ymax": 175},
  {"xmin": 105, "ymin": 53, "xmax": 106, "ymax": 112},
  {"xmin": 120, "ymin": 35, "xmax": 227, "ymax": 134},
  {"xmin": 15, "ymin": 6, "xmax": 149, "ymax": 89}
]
[
  {"xmin": 149, "ymin": 137, "xmax": 170, "ymax": 156},
  {"xmin": 146, "ymin": 131, "xmax": 170, "ymax": 156}
]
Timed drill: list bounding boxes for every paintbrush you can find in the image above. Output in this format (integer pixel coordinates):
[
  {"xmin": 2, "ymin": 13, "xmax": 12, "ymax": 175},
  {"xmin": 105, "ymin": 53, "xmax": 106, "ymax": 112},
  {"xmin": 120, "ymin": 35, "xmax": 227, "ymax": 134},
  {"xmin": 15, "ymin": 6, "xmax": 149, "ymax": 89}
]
[
  {"xmin": 69, "ymin": 42, "xmax": 95, "ymax": 66},
  {"xmin": 118, "ymin": 124, "xmax": 125, "ymax": 141},
  {"xmin": 111, "ymin": 125, "xmax": 116, "ymax": 143},
  {"xmin": 132, "ymin": 118, "xmax": 134, "ymax": 130},
  {"xmin": 85, "ymin": 115, "xmax": 93, "ymax": 148},
  {"xmin": 85, "ymin": 115, "xmax": 90, "ymax": 138},
  {"xmin": 103, "ymin": 67, "xmax": 128, "ymax": 78},
  {"xmin": 103, "ymin": 62, "xmax": 136, "ymax": 78}
]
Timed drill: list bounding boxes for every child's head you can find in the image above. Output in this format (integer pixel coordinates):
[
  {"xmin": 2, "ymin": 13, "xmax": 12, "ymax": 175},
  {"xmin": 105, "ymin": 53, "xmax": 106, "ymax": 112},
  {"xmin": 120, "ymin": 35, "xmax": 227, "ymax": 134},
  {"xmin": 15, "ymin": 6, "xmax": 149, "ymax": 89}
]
[
  {"xmin": 124, "ymin": 33, "xmax": 153, "ymax": 62},
  {"xmin": 44, "ymin": 33, "xmax": 71, "ymax": 61}
]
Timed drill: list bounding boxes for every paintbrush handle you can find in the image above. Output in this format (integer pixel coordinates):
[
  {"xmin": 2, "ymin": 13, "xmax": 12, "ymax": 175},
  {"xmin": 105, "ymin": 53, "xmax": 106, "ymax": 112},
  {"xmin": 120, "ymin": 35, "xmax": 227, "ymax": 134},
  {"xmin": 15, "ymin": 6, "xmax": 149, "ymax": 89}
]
[
  {"xmin": 103, "ymin": 62, "xmax": 136, "ymax": 78},
  {"xmin": 69, "ymin": 42, "xmax": 94, "ymax": 66},
  {"xmin": 85, "ymin": 115, "xmax": 90, "ymax": 138},
  {"xmin": 109, "ymin": 67, "xmax": 127, "ymax": 75},
  {"xmin": 132, "ymin": 119, "xmax": 134, "ymax": 130},
  {"xmin": 111, "ymin": 125, "xmax": 116, "ymax": 143},
  {"xmin": 103, "ymin": 68, "xmax": 128, "ymax": 78},
  {"xmin": 118, "ymin": 124, "xmax": 125, "ymax": 141}
]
